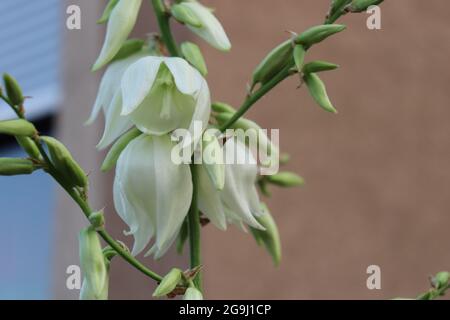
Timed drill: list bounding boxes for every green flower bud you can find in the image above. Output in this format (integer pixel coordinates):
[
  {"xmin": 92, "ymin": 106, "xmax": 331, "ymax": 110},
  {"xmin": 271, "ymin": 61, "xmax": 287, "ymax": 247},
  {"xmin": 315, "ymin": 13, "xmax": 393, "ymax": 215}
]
[
  {"xmin": 303, "ymin": 73, "xmax": 338, "ymax": 114},
  {"xmin": 171, "ymin": 3, "xmax": 203, "ymax": 28},
  {"xmin": 101, "ymin": 128, "xmax": 141, "ymax": 172},
  {"xmin": 183, "ymin": 287, "xmax": 203, "ymax": 300},
  {"xmin": 0, "ymin": 119, "xmax": 37, "ymax": 137},
  {"xmin": 293, "ymin": 44, "xmax": 306, "ymax": 71},
  {"xmin": 202, "ymin": 131, "xmax": 225, "ymax": 190},
  {"xmin": 267, "ymin": 171, "xmax": 304, "ymax": 187},
  {"xmin": 181, "ymin": 42, "xmax": 208, "ymax": 76},
  {"xmin": 252, "ymin": 39, "xmax": 293, "ymax": 87},
  {"xmin": 0, "ymin": 158, "xmax": 35, "ymax": 176},
  {"xmin": 153, "ymin": 268, "xmax": 183, "ymax": 297},
  {"xmin": 16, "ymin": 136, "xmax": 41, "ymax": 159},
  {"xmin": 250, "ymin": 204, "xmax": 282, "ymax": 266},
  {"xmin": 111, "ymin": 39, "xmax": 145, "ymax": 63},
  {"xmin": 3, "ymin": 73, "xmax": 24, "ymax": 106},
  {"xmin": 295, "ymin": 24, "xmax": 346, "ymax": 47},
  {"xmin": 326, "ymin": 0, "xmax": 352, "ymax": 24},
  {"xmin": 351, "ymin": 0, "xmax": 384, "ymax": 12},
  {"xmin": 79, "ymin": 227, "xmax": 108, "ymax": 300},
  {"xmin": 433, "ymin": 272, "xmax": 449, "ymax": 289},
  {"xmin": 97, "ymin": 0, "xmax": 119, "ymax": 24},
  {"xmin": 41, "ymin": 136, "xmax": 88, "ymax": 188},
  {"xmin": 211, "ymin": 101, "xmax": 235, "ymax": 114},
  {"xmin": 303, "ymin": 61, "xmax": 339, "ymax": 74},
  {"xmin": 89, "ymin": 211, "xmax": 105, "ymax": 230}
]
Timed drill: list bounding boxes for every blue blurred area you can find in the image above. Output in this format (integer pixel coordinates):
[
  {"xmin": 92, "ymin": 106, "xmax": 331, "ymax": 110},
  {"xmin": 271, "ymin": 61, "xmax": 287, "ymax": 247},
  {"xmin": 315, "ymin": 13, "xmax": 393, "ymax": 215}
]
[{"xmin": 0, "ymin": 146, "xmax": 55, "ymax": 299}]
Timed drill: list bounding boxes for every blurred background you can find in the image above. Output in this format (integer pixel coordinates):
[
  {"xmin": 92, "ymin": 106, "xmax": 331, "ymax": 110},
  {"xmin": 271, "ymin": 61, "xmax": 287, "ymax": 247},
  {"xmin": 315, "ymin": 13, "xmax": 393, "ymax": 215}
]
[{"xmin": 0, "ymin": 0, "xmax": 449, "ymax": 299}]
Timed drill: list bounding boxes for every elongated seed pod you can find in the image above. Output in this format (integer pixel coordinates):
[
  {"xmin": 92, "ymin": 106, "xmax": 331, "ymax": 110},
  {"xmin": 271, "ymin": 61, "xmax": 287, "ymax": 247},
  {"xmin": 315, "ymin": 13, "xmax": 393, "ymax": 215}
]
[
  {"xmin": 16, "ymin": 136, "xmax": 41, "ymax": 159},
  {"xmin": 295, "ymin": 24, "xmax": 346, "ymax": 47},
  {"xmin": 111, "ymin": 39, "xmax": 145, "ymax": 63},
  {"xmin": 302, "ymin": 61, "xmax": 339, "ymax": 74},
  {"xmin": 181, "ymin": 42, "xmax": 208, "ymax": 76},
  {"xmin": 0, "ymin": 119, "xmax": 36, "ymax": 137},
  {"xmin": 0, "ymin": 158, "xmax": 35, "ymax": 176},
  {"xmin": 251, "ymin": 39, "xmax": 293, "ymax": 87},
  {"xmin": 303, "ymin": 73, "xmax": 338, "ymax": 114},
  {"xmin": 101, "ymin": 128, "xmax": 141, "ymax": 172},
  {"xmin": 3, "ymin": 73, "xmax": 24, "ymax": 106},
  {"xmin": 42, "ymin": 136, "xmax": 88, "ymax": 188},
  {"xmin": 97, "ymin": 0, "xmax": 119, "ymax": 24},
  {"xmin": 171, "ymin": 3, "xmax": 203, "ymax": 28}
]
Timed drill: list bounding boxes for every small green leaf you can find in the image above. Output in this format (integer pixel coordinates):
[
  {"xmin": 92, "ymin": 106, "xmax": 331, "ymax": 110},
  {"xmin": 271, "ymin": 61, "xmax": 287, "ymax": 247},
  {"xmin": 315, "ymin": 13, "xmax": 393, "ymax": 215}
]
[
  {"xmin": 303, "ymin": 61, "xmax": 339, "ymax": 74},
  {"xmin": 303, "ymin": 73, "xmax": 338, "ymax": 114},
  {"xmin": 97, "ymin": 0, "xmax": 119, "ymax": 24}
]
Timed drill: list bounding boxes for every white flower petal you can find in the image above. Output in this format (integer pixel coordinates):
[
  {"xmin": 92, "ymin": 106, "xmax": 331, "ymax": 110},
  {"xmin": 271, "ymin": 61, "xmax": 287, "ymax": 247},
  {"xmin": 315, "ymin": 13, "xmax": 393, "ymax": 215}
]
[
  {"xmin": 163, "ymin": 57, "xmax": 203, "ymax": 95},
  {"xmin": 97, "ymin": 92, "xmax": 133, "ymax": 150},
  {"xmin": 121, "ymin": 56, "xmax": 163, "ymax": 115},
  {"xmin": 182, "ymin": 2, "xmax": 231, "ymax": 51},
  {"xmin": 114, "ymin": 134, "xmax": 192, "ymax": 257},
  {"xmin": 197, "ymin": 164, "xmax": 227, "ymax": 230},
  {"xmin": 93, "ymin": 0, "xmax": 143, "ymax": 71}
]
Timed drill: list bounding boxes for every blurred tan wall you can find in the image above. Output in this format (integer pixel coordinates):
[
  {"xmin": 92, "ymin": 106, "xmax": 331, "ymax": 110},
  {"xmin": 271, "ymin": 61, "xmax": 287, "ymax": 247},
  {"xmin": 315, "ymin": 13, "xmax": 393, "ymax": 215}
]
[{"xmin": 198, "ymin": 0, "xmax": 450, "ymax": 299}]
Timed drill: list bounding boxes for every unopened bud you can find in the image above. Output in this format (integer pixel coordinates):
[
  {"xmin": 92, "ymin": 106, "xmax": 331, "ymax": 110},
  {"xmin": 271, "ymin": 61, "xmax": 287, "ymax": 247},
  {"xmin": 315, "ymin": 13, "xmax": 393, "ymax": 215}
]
[
  {"xmin": 267, "ymin": 171, "xmax": 305, "ymax": 187},
  {"xmin": 293, "ymin": 44, "xmax": 306, "ymax": 71},
  {"xmin": 303, "ymin": 73, "xmax": 338, "ymax": 114},
  {"xmin": 350, "ymin": 0, "xmax": 384, "ymax": 12},
  {"xmin": 16, "ymin": 136, "xmax": 41, "ymax": 159},
  {"xmin": 252, "ymin": 39, "xmax": 293, "ymax": 87},
  {"xmin": 250, "ymin": 204, "xmax": 282, "ymax": 266},
  {"xmin": 433, "ymin": 272, "xmax": 449, "ymax": 290},
  {"xmin": 101, "ymin": 128, "xmax": 141, "ymax": 172},
  {"xmin": 181, "ymin": 42, "xmax": 208, "ymax": 76},
  {"xmin": 153, "ymin": 268, "xmax": 183, "ymax": 297},
  {"xmin": 42, "ymin": 136, "xmax": 88, "ymax": 188},
  {"xmin": 89, "ymin": 211, "xmax": 105, "ymax": 230},
  {"xmin": 97, "ymin": 0, "xmax": 119, "ymax": 24},
  {"xmin": 303, "ymin": 61, "xmax": 339, "ymax": 74},
  {"xmin": 0, "ymin": 158, "xmax": 35, "ymax": 176},
  {"xmin": 295, "ymin": 24, "xmax": 346, "ymax": 47},
  {"xmin": 111, "ymin": 39, "xmax": 145, "ymax": 63},
  {"xmin": 326, "ymin": 0, "xmax": 352, "ymax": 24},
  {"xmin": 211, "ymin": 101, "xmax": 235, "ymax": 114},
  {"xmin": 3, "ymin": 73, "xmax": 24, "ymax": 106},
  {"xmin": 171, "ymin": 3, "xmax": 203, "ymax": 28},
  {"xmin": 0, "ymin": 119, "xmax": 36, "ymax": 137},
  {"xmin": 183, "ymin": 287, "xmax": 203, "ymax": 300}
]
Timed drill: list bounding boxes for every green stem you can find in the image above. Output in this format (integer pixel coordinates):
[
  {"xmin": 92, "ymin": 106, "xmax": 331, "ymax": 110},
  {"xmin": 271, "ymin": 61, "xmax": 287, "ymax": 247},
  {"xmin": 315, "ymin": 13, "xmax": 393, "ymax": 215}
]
[
  {"xmin": 151, "ymin": 0, "xmax": 181, "ymax": 57},
  {"xmin": 187, "ymin": 163, "xmax": 202, "ymax": 290},
  {"xmin": 219, "ymin": 64, "xmax": 293, "ymax": 132}
]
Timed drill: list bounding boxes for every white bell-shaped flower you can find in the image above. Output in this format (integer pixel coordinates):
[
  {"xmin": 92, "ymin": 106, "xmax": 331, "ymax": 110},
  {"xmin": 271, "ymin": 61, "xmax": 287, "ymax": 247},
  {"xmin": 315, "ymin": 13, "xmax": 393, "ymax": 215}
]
[
  {"xmin": 88, "ymin": 51, "xmax": 148, "ymax": 149},
  {"xmin": 175, "ymin": 1, "xmax": 231, "ymax": 52},
  {"xmin": 121, "ymin": 56, "xmax": 210, "ymax": 141},
  {"xmin": 198, "ymin": 137, "xmax": 264, "ymax": 230},
  {"xmin": 114, "ymin": 134, "xmax": 193, "ymax": 258},
  {"xmin": 93, "ymin": 0, "xmax": 142, "ymax": 71}
]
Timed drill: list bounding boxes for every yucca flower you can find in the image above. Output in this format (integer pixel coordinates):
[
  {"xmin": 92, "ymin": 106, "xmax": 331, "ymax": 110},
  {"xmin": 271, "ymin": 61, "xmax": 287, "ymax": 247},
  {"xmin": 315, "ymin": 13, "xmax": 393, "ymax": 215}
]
[
  {"xmin": 88, "ymin": 51, "xmax": 148, "ymax": 149},
  {"xmin": 120, "ymin": 56, "xmax": 211, "ymax": 145},
  {"xmin": 114, "ymin": 134, "xmax": 193, "ymax": 258},
  {"xmin": 175, "ymin": 1, "xmax": 231, "ymax": 51}
]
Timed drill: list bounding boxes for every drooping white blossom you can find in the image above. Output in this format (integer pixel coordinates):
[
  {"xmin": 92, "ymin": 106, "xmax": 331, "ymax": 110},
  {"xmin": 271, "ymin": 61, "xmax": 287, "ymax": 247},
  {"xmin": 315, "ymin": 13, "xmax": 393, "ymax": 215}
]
[
  {"xmin": 88, "ymin": 51, "xmax": 148, "ymax": 149},
  {"xmin": 114, "ymin": 134, "xmax": 193, "ymax": 258}
]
